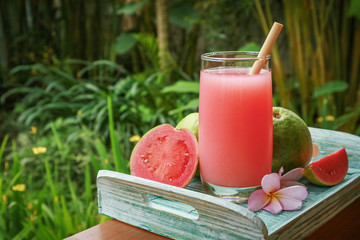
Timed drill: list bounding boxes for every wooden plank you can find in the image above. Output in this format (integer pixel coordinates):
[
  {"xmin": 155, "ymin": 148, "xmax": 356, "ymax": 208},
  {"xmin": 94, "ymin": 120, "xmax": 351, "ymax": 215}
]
[
  {"xmin": 98, "ymin": 171, "xmax": 267, "ymax": 239},
  {"xmin": 65, "ymin": 197, "xmax": 360, "ymax": 240}
]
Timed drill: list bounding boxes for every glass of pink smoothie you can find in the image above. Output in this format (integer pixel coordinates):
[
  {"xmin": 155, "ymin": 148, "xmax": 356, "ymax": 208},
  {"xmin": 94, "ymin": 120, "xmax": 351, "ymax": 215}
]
[{"xmin": 199, "ymin": 51, "xmax": 273, "ymax": 202}]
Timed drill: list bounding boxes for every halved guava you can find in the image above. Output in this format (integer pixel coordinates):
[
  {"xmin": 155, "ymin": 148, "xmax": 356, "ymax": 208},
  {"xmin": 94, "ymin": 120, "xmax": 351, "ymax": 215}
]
[
  {"xmin": 303, "ymin": 147, "xmax": 348, "ymax": 186},
  {"xmin": 130, "ymin": 124, "xmax": 199, "ymax": 188}
]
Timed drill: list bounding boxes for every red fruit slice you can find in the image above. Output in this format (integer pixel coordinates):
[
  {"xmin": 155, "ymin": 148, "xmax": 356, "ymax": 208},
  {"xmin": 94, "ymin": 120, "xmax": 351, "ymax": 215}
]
[
  {"xmin": 130, "ymin": 124, "xmax": 199, "ymax": 188},
  {"xmin": 303, "ymin": 147, "xmax": 348, "ymax": 186}
]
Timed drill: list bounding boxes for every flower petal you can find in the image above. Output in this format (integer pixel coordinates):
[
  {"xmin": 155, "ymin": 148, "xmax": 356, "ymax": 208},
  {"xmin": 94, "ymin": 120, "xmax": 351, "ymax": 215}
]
[
  {"xmin": 261, "ymin": 173, "xmax": 281, "ymax": 194},
  {"xmin": 277, "ymin": 196, "xmax": 303, "ymax": 211},
  {"xmin": 280, "ymin": 180, "xmax": 306, "ymax": 188},
  {"xmin": 312, "ymin": 143, "xmax": 319, "ymax": 157},
  {"xmin": 281, "ymin": 168, "xmax": 304, "ymax": 182},
  {"xmin": 275, "ymin": 185, "xmax": 308, "ymax": 201},
  {"xmin": 263, "ymin": 197, "xmax": 283, "ymax": 214},
  {"xmin": 278, "ymin": 166, "xmax": 284, "ymax": 177},
  {"xmin": 248, "ymin": 189, "xmax": 271, "ymax": 212}
]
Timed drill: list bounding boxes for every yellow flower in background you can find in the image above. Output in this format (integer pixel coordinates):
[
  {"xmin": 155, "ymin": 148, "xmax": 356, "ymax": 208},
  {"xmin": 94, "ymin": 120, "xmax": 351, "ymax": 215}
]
[
  {"xmin": 12, "ymin": 184, "xmax": 26, "ymax": 192},
  {"xmin": 104, "ymin": 158, "xmax": 109, "ymax": 165},
  {"xmin": 30, "ymin": 126, "xmax": 37, "ymax": 135},
  {"xmin": 27, "ymin": 203, "xmax": 33, "ymax": 210},
  {"xmin": 316, "ymin": 115, "xmax": 335, "ymax": 123},
  {"xmin": 77, "ymin": 110, "xmax": 82, "ymax": 116},
  {"xmin": 2, "ymin": 195, "xmax": 7, "ymax": 203},
  {"xmin": 325, "ymin": 115, "xmax": 335, "ymax": 121},
  {"xmin": 129, "ymin": 135, "xmax": 141, "ymax": 142},
  {"xmin": 30, "ymin": 209, "xmax": 37, "ymax": 222},
  {"xmin": 4, "ymin": 161, "xmax": 9, "ymax": 171},
  {"xmin": 32, "ymin": 147, "xmax": 47, "ymax": 155}
]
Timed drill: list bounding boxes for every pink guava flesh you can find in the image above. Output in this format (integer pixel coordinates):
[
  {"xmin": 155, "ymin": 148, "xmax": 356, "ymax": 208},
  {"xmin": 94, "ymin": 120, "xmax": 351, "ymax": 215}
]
[
  {"xmin": 130, "ymin": 124, "xmax": 199, "ymax": 188},
  {"xmin": 303, "ymin": 147, "xmax": 348, "ymax": 186}
]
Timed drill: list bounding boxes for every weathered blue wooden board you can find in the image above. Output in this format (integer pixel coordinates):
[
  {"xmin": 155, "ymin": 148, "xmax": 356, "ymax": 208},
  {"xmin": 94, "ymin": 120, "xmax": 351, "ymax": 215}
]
[{"xmin": 97, "ymin": 128, "xmax": 360, "ymax": 239}]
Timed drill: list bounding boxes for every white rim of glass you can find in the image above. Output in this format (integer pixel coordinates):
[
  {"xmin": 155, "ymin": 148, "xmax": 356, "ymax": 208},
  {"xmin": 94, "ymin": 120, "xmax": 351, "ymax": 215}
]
[{"xmin": 201, "ymin": 51, "xmax": 271, "ymax": 62}]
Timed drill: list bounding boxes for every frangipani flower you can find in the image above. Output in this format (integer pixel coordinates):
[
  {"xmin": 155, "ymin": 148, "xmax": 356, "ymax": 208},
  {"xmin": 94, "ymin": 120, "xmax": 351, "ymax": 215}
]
[
  {"xmin": 279, "ymin": 167, "xmax": 305, "ymax": 188},
  {"xmin": 248, "ymin": 167, "xmax": 308, "ymax": 214}
]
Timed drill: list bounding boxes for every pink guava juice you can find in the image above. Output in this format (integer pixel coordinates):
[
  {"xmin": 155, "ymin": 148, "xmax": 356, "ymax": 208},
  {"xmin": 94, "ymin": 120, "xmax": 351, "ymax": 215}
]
[{"xmin": 199, "ymin": 67, "xmax": 273, "ymax": 188}]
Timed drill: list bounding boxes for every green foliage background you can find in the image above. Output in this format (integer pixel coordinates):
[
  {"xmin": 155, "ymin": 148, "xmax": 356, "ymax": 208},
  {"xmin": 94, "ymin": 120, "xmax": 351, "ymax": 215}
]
[{"xmin": 0, "ymin": 0, "xmax": 359, "ymax": 239}]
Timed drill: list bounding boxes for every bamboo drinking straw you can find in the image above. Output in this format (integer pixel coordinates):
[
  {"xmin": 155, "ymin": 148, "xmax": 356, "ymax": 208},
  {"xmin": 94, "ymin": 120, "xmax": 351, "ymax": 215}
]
[{"xmin": 249, "ymin": 22, "xmax": 283, "ymax": 75}]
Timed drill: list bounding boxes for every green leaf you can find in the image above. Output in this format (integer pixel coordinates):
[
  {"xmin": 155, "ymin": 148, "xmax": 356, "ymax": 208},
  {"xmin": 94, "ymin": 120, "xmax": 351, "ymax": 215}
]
[
  {"xmin": 169, "ymin": 98, "xmax": 199, "ymax": 115},
  {"xmin": 35, "ymin": 224, "xmax": 58, "ymax": 240},
  {"xmin": 95, "ymin": 106, "xmax": 108, "ymax": 132},
  {"xmin": 1, "ymin": 87, "xmax": 42, "ymax": 104},
  {"xmin": 115, "ymin": 33, "xmax": 137, "ymax": 54},
  {"xmin": 238, "ymin": 42, "xmax": 262, "ymax": 52},
  {"xmin": 60, "ymin": 196, "xmax": 75, "ymax": 234},
  {"xmin": 78, "ymin": 60, "xmax": 126, "ymax": 77},
  {"xmin": 84, "ymin": 164, "xmax": 92, "ymax": 203},
  {"xmin": 169, "ymin": 2, "xmax": 200, "ymax": 29},
  {"xmin": 116, "ymin": 0, "xmax": 148, "ymax": 15},
  {"xmin": 90, "ymin": 154, "xmax": 102, "ymax": 173},
  {"xmin": 348, "ymin": 0, "xmax": 360, "ymax": 19},
  {"xmin": 0, "ymin": 135, "xmax": 9, "ymax": 167},
  {"xmin": 9, "ymin": 63, "xmax": 48, "ymax": 75},
  {"xmin": 84, "ymin": 83, "xmax": 101, "ymax": 93},
  {"xmin": 67, "ymin": 176, "xmax": 82, "ymax": 215},
  {"xmin": 41, "ymin": 204, "xmax": 56, "ymax": 223},
  {"xmin": 313, "ymin": 81, "xmax": 348, "ymax": 98},
  {"xmin": 107, "ymin": 96, "xmax": 128, "ymax": 173},
  {"xmin": 162, "ymin": 81, "xmax": 199, "ymax": 94},
  {"xmin": 44, "ymin": 159, "xmax": 57, "ymax": 201},
  {"xmin": 49, "ymin": 66, "xmax": 77, "ymax": 83},
  {"xmin": 334, "ymin": 107, "xmax": 360, "ymax": 129},
  {"xmin": 12, "ymin": 222, "xmax": 33, "ymax": 240},
  {"xmin": 91, "ymin": 60, "xmax": 125, "ymax": 71}
]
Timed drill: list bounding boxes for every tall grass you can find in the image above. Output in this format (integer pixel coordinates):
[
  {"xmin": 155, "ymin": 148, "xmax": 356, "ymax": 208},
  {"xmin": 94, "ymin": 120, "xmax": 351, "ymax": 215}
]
[
  {"xmin": 0, "ymin": 56, "xmax": 191, "ymax": 239},
  {"xmin": 107, "ymin": 95, "xmax": 128, "ymax": 173},
  {"xmin": 0, "ymin": 119, "xmax": 113, "ymax": 239}
]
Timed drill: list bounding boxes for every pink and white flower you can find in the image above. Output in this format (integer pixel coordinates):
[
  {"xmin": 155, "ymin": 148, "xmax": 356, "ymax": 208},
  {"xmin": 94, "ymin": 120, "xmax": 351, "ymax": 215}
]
[{"xmin": 248, "ymin": 167, "xmax": 308, "ymax": 214}]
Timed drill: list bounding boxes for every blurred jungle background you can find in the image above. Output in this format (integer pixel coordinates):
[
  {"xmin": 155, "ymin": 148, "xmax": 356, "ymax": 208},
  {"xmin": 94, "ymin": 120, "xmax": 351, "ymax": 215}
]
[{"xmin": 0, "ymin": 0, "xmax": 359, "ymax": 239}]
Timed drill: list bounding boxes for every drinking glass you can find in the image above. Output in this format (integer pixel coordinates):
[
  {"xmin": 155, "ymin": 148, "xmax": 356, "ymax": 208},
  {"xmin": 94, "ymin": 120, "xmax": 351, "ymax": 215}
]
[{"xmin": 199, "ymin": 51, "xmax": 273, "ymax": 202}]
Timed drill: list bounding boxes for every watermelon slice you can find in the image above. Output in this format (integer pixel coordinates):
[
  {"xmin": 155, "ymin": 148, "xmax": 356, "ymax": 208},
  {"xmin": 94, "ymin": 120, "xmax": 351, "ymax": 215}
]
[
  {"xmin": 303, "ymin": 147, "xmax": 348, "ymax": 186},
  {"xmin": 130, "ymin": 124, "xmax": 198, "ymax": 188}
]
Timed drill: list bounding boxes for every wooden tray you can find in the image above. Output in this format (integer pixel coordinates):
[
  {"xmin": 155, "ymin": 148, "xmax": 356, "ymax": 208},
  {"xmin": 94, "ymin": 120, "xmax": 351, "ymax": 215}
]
[{"xmin": 97, "ymin": 128, "xmax": 360, "ymax": 239}]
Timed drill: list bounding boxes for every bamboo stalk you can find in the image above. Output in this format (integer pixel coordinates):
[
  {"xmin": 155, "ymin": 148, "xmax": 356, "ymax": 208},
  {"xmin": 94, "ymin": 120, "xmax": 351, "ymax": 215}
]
[
  {"xmin": 347, "ymin": 24, "xmax": 360, "ymax": 107},
  {"xmin": 282, "ymin": 0, "xmax": 310, "ymax": 119},
  {"xmin": 311, "ymin": 1, "xmax": 326, "ymax": 87},
  {"xmin": 254, "ymin": 0, "xmax": 289, "ymax": 109},
  {"xmin": 155, "ymin": 0, "xmax": 170, "ymax": 74}
]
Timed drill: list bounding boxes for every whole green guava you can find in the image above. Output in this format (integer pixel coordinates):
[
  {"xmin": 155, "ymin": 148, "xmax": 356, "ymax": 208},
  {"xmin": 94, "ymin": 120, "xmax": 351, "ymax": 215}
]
[
  {"xmin": 176, "ymin": 113, "xmax": 200, "ymax": 177},
  {"xmin": 272, "ymin": 107, "xmax": 313, "ymax": 173},
  {"xmin": 176, "ymin": 113, "xmax": 199, "ymax": 140}
]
